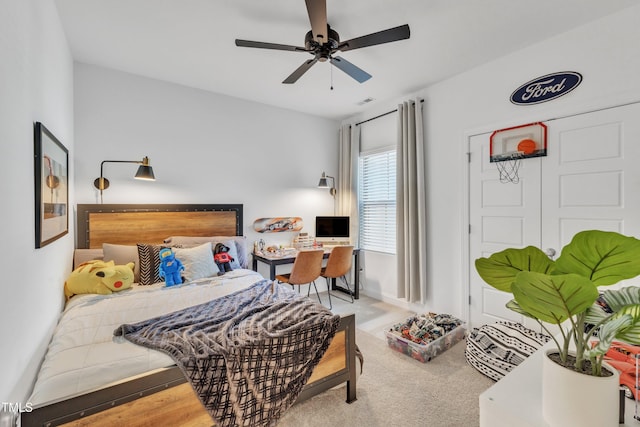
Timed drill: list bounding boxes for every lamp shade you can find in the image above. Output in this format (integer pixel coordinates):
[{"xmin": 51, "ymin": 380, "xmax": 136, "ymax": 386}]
[
  {"xmin": 135, "ymin": 165, "xmax": 155, "ymax": 180},
  {"xmin": 134, "ymin": 156, "xmax": 155, "ymax": 181},
  {"xmin": 318, "ymin": 176, "xmax": 329, "ymax": 188}
]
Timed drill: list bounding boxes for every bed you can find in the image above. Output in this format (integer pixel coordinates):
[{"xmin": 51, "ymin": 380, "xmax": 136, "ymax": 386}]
[{"xmin": 22, "ymin": 204, "xmax": 357, "ymax": 427}]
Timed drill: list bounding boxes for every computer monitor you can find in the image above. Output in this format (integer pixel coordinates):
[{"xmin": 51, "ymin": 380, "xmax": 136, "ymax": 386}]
[{"xmin": 315, "ymin": 216, "xmax": 350, "ymax": 242}]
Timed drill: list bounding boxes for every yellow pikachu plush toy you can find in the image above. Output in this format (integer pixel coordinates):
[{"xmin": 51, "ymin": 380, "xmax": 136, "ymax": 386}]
[{"xmin": 64, "ymin": 260, "xmax": 135, "ymax": 299}]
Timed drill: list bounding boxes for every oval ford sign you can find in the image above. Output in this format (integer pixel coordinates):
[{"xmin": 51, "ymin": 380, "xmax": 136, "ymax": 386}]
[{"xmin": 510, "ymin": 72, "xmax": 582, "ymax": 105}]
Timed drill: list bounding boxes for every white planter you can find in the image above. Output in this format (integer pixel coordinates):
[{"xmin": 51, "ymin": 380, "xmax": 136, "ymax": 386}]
[{"xmin": 542, "ymin": 349, "xmax": 620, "ymax": 427}]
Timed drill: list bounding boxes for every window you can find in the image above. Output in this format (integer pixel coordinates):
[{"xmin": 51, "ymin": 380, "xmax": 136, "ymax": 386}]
[{"xmin": 358, "ymin": 149, "xmax": 396, "ymax": 254}]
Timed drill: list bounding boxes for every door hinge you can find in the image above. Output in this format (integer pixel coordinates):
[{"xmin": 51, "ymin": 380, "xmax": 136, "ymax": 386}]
[
  {"xmin": 469, "ymin": 295, "xmax": 472, "ymax": 305},
  {"xmin": 467, "ymin": 152, "xmax": 471, "ymax": 163},
  {"xmin": 468, "ymin": 224, "xmax": 471, "ymax": 234}
]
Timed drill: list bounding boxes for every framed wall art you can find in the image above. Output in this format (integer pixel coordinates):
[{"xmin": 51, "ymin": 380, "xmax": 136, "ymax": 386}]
[{"xmin": 34, "ymin": 122, "xmax": 68, "ymax": 248}]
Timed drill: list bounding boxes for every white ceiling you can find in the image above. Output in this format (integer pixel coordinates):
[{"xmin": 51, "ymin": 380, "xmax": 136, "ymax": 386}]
[{"xmin": 55, "ymin": 0, "xmax": 638, "ymax": 120}]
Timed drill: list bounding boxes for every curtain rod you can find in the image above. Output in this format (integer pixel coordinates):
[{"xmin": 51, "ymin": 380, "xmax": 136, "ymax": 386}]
[{"xmin": 355, "ymin": 99, "xmax": 424, "ymax": 126}]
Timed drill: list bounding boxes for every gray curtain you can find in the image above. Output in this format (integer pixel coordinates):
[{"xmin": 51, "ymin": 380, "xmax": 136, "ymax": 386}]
[
  {"xmin": 337, "ymin": 124, "xmax": 360, "ymax": 243},
  {"xmin": 396, "ymin": 99, "xmax": 427, "ymax": 303}
]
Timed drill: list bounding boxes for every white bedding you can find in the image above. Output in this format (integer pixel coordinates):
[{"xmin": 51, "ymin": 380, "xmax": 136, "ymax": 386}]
[{"xmin": 29, "ymin": 269, "xmax": 264, "ymax": 407}]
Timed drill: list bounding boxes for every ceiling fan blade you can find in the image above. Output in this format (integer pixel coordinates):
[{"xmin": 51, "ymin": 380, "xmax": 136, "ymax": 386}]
[
  {"xmin": 235, "ymin": 39, "xmax": 307, "ymax": 52},
  {"xmin": 283, "ymin": 58, "xmax": 319, "ymax": 84},
  {"xmin": 338, "ymin": 24, "xmax": 410, "ymax": 52},
  {"xmin": 330, "ymin": 56, "xmax": 372, "ymax": 83},
  {"xmin": 305, "ymin": 0, "xmax": 328, "ymax": 44}
]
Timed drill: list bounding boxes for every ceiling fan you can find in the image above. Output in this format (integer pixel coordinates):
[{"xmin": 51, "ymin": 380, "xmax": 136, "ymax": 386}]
[{"xmin": 235, "ymin": 0, "xmax": 410, "ymax": 84}]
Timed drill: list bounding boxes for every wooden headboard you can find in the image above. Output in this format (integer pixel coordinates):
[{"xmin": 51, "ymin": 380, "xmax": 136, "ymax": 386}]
[{"xmin": 76, "ymin": 204, "xmax": 243, "ymax": 249}]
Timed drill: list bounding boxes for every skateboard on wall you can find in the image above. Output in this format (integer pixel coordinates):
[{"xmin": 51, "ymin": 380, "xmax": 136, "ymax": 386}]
[{"xmin": 253, "ymin": 217, "xmax": 303, "ymax": 233}]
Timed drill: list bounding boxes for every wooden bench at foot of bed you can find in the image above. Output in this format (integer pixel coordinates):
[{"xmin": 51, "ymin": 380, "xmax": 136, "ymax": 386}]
[{"xmin": 23, "ymin": 314, "xmax": 357, "ymax": 427}]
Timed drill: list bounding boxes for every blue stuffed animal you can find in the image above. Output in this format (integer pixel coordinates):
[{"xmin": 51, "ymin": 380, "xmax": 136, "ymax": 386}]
[{"xmin": 158, "ymin": 247, "xmax": 184, "ymax": 286}]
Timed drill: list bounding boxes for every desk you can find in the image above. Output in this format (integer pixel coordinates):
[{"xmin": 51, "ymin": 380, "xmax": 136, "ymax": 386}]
[{"xmin": 252, "ymin": 248, "xmax": 360, "ymax": 300}]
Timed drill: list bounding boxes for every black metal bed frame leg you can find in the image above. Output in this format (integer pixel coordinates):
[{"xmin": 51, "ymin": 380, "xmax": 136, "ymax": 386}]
[{"xmin": 345, "ymin": 315, "xmax": 357, "ymax": 404}]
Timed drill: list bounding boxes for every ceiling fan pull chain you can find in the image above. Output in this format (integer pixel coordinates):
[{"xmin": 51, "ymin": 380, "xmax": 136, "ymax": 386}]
[{"xmin": 330, "ymin": 63, "xmax": 334, "ymax": 90}]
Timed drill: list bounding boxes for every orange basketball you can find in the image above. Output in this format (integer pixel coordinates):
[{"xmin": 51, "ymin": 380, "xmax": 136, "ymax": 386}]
[{"xmin": 517, "ymin": 139, "xmax": 537, "ymax": 155}]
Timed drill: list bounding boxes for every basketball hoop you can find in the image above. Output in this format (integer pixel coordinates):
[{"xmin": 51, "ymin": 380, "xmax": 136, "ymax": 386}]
[
  {"xmin": 493, "ymin": 151, "xmax": 524, "ymax": 184},
  {"xmin": 489, "ymin": 122, "xmax": 548, "ymax": 184}
]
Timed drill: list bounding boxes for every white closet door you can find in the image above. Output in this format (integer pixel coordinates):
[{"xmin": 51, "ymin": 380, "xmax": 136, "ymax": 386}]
[
  {"xmin": 468, "ymin": 132, "xmax": 541, "ymax": 328},
  {"xmin": 541, "ymin": 103, "xmax": 640, "ymax": 291},
  {"xmin": 468, "ymin": 102, "xmax": 640, "ymax": 329},
  {"xmin": 542, "ymin": 103, "xmax": 640, "ymax": 250}
]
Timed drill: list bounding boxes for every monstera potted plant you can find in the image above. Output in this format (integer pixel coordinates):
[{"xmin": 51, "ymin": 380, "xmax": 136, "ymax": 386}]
[{"xmin": 475, "ymin": 230, "xmax": 640, "ymax": 427}]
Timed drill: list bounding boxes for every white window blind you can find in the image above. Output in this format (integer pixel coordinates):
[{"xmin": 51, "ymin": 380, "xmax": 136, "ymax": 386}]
[{"xmin": 358, "ymin": 149, "xmax": 396, "ymax": 254}]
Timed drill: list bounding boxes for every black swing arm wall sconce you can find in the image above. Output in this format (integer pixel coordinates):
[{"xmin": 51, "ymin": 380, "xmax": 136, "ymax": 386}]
[
  {"xmin": 94, "ymin": 156, "xmax": 155, "ymax": 203},
  {"xmin": 317, "ymin": 171, "xmax": 336, "ymax": 197}
]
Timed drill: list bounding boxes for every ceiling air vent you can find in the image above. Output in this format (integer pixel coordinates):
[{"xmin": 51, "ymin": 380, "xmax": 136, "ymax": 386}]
[{"xmin": 357, "ymin": 97, "xmax": 375, "ymax": 106}]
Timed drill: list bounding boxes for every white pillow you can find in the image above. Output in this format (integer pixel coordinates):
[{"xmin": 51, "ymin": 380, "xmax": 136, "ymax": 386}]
[
  {"xmin": 164, "ymin": 236, "xmax": 248, "ymax": 268},
  {"xmin": 174, "ymin": 242, "xmax": 218, "ymax": 282}
]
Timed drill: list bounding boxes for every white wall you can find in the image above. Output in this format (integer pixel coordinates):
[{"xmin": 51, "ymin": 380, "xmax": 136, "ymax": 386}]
[
  {"xmin": 73, "ymin": 64, "xmax": 339, "ymax": 277},
  {"xmin": 0, "ymin": 0, "xmax": 74, "ymax": 403},
  {"xmin": 350, "ymin": 5, "xmax": 640, "ymax": 318}
]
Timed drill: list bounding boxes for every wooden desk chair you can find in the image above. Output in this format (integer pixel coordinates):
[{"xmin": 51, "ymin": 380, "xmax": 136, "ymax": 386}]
[
  {"xmin": 275, "ymin": 249, "xmax": 325, "ymax": 305},
  {"xmin": 321, "ymin": 246, "xmax": 355, "ymax": 309}
]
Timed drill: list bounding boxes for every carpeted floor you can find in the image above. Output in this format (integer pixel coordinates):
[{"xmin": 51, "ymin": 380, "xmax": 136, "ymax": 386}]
[{"xmin": 278, "ymin": 308, "xmax": 495, "ymax": 427}]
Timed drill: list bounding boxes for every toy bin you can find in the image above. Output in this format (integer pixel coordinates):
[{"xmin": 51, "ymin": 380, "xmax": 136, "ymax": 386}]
[{"xmin": 385, "ymin": 320, "xmax": 466, "ymax": 363}]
